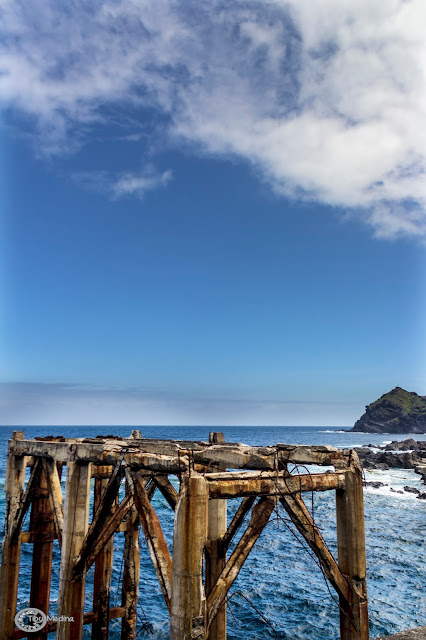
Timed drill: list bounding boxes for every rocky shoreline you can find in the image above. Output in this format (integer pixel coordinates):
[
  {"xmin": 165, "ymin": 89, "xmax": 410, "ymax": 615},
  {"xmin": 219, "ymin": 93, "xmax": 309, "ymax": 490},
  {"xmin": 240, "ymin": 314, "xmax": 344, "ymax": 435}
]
[{"xmin": 352, "ymin": 438, "xmax": 426, "ymax": 499}]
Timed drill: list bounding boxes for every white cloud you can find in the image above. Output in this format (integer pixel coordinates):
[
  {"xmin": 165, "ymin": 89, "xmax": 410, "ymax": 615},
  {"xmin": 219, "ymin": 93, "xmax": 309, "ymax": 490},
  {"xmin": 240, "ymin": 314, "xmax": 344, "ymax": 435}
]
[
  {"xmin": 112, "ymin": 167, "xmax": 172, "ymax": 199},
  {"xmin": 1, "ymin": 0, "xmax": 426, "ymax": 237}
]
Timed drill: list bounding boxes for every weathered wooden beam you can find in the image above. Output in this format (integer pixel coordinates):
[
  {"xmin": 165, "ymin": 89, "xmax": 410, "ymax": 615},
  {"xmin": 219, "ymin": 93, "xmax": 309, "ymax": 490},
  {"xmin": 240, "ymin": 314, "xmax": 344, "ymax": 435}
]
[
  {"xmin": 11, "ymin": 439, "xmax": 351, "ymax": 472},
  {"xmin": 221, "ymin": 496, "xmax": 256, "ymax": 552},
  {"xmin": 206, "ymin": 433, "xmax": 227, "ymax": 640},
  {"xmin": 92, "ymin": 468, "xmax": 116, "ymax": 640},
  {"xmin": 336, "ymin": 460, "xmax": 369, "ymax": 640},
  {"xmin": 85, "ymin": 494, "xmax": 133, "ymax": 572},
  {"xmin": 152, "ymin": 475, "xmax": 178, "ymax": 510},
  {"xmin": 10, "ymin": 458, "xmax": 42, "ymax": 543},
  {"xmin": 57, "ymin": 461, "xmax": 92, "ymax": 640},
  {"xmin": 206, "ymin": 496, "xmax": 277, "ymax": 632},
  {"xmin": 170, "ymin": 473, "xmax": 209, "ymax": 640},
  {"xmin": 72, "ymin": 462, "xmax": 123, "ymax": 579},
  {"xmin": 0, "ymin": 431, "xmax": 27, "ymax": 640},
  {"xmin": 20, "ymin": 531, "xmax": 57, "ymax": 543},
  {"xmin": 206, "ymin": 490, "xmax": 227, "ymax": 640},
  {"xmin": 125, "ymin": 468, "xmax": 172, "ymax": 611},
  {"xmin": 276, "ymin": 444, "xmax": 351, "ymax": 467},
  {"xmin": 42, "ymin": 458, "xmax": 64, "ymax": 549},
  {"xmin": 279, "ymin": 493, "xmax": 351, "ymax": 605},
  {"xmin": 207, "ymin": 470, "xmax": 345, "ymax": 498},
  {"xmin": 121, "ymin": 505, "xmax": 140, "ymax": 640},
  {"xmin": 30, "ymin": 468, "xmax": 55, "ymax": 640}
]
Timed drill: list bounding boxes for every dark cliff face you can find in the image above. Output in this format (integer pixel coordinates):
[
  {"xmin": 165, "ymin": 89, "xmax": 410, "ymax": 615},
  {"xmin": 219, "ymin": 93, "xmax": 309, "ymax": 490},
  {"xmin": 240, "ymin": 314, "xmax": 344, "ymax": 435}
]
[{"xmin": 351, "ymin": 387, "xmax": 426, "ymax": 433}]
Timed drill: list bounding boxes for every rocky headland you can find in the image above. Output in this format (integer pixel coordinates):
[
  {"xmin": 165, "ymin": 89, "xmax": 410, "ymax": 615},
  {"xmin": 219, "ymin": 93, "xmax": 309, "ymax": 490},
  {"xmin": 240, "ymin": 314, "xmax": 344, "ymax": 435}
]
[
  {"xmin": 353, "ymin": 438, "xmax": 426, "ymax": 498},
  {"xmin": 351, "ymin": 387, "xmax": 426, "ymax": 434}
]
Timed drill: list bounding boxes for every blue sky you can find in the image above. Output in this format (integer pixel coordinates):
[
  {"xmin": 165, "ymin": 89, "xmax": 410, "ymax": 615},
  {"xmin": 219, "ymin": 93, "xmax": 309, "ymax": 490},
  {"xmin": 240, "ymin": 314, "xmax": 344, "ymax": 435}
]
[{"xmin": 1, "ymin": 1, "xmax": 425, "ymax": 426}]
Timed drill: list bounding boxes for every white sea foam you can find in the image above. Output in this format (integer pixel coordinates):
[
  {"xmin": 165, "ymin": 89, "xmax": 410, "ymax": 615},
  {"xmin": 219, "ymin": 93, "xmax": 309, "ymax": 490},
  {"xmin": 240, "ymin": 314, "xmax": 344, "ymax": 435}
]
[
  {"xmin": 363, "ymin": 468, "xmax": 426, "ymax": 501},
  {"xmin": 319, "ymin": 430, "xmax": 347, "ymax": 433}
]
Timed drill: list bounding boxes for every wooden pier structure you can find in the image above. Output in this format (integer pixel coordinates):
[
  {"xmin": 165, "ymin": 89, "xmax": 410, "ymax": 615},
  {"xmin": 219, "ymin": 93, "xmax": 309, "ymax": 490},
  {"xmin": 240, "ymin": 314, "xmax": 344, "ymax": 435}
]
[{"xmin": 0, "ymin": 431, "xmax": 369, "ymax": 640}]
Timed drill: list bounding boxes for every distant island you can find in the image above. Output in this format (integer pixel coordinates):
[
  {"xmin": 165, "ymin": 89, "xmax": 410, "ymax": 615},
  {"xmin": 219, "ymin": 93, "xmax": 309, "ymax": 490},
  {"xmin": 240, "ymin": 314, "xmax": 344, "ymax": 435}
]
[{"xmin": 351, "ymin": 387, "xmax": 426, "ymax": 433}]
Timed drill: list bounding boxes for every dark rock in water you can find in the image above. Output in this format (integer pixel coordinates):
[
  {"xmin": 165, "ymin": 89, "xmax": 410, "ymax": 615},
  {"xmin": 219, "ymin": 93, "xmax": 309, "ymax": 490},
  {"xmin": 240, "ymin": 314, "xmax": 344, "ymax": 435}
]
[
  {"xmin": 354, "ymin": 447, "xmax": 421, "ymax": 470},
  {"xmin": 403, "ymin": 486, "xmax": 426, "ymax": 499},
  {"xmin": 384, "ymin": 438, "xmax": 426, "ymax": 452},
  {"xmin": 390, "ymin": 488, "xmax": 404, "ymax": 494},
  {"xmin": 365, "ymin": 481, "xmax": 387, "ymax": 489},
  {"xmin": 403, "ymin": 486, "xmax": 420, "ymax": 495},
  {"xmin": 351, "ymin": 387, "xmax": 426, "ymax": 433},
  {"xmin": 415, "ymin": 464, "xmax": 426, "ymax": 485},
  {"xmin": 385, "ymin": 438, "xmax": 417, "ymax": 451}
]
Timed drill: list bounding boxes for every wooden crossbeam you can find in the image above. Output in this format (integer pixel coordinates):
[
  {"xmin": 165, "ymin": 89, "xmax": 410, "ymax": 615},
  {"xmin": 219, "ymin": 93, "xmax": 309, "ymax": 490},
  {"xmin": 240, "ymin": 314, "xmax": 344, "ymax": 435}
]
[
  {"xmin": 10, "ymin": 458, "xmax": 42, "ymax": 543},
  {"xmin": 125, "ymin": 468, "xmax": 173, "ymax": 611},
  {"xmin": 221, "ymin": 496, "xmax": 256, "ymax": 552},
  {"xmin": 72, "ymin": 462, "xmax": 123, "ymax": 578},
  {"xmin": 206, "ymin": 470, "xmax": 344, "ymax": 498},
  {"xmin": 153, "ymin": 475, "xmax": 178, "ymax": 510},
  {"xmin": 279, "ymin": 493, "xmax": 351, "ymax": 605},
  {"xmin": 42, "ymin": 458, "xmax": 64, "ymax": 548},
  {"xmin": 207, "ymin": 496, "xmax": 277, "ymax": 630},
  {"xmin": 11, "ymin": 439, "xmax": 351, "ymax": 472}
]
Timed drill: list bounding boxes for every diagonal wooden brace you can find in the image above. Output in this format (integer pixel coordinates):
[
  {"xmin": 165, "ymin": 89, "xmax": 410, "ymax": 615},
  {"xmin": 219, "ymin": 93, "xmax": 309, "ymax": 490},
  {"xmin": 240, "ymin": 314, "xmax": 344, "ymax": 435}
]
[
  {"xmin": 125, "ymin": 468, "xmax": 173, "ymax": 611},
  {"xmin": 279, "ymin": 493, "xmax": 352, "ymax": 605},
  {"xmin": 207, "ymin": 495, "xmax": 277, "ymax": 631},
  {"xmin": 72, "ymin": 462, "xmax": 123, "ymax": 579},
  {"xmin": 152, "ymin": 475, "xmax": 178, "ymax": 510},
  {"xmin": 221, "ymin": 496, "xmax": 256, "ymax": 553},
  {"xmin": 42, "ymin": 458, "xmax": 64, "ymax": 549},
  {"xmin": 10, "ymin": 458, "xmax": 42, "ymax": 543}
]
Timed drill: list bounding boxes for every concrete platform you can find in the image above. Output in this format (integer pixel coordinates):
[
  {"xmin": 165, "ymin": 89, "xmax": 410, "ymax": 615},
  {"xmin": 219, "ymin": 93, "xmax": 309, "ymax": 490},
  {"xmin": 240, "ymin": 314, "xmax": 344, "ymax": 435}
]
[{"xmin": 375, "ymin": 627, "xmax": 426, "ymax": 640}]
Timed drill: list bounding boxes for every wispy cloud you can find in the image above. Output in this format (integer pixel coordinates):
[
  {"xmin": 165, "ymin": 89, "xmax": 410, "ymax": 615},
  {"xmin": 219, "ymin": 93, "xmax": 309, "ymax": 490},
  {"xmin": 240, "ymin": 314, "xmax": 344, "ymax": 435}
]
[
  {"xmin": 0, "ymin": 382, "xmax": 360, "ymax": 426},
  {"xmin": 1, "ymin": 1, "xmax": 425, "ymax": 237},
  {"xmin": 73, "ymin": 165, "xmax": 172, "ymax": 199}
]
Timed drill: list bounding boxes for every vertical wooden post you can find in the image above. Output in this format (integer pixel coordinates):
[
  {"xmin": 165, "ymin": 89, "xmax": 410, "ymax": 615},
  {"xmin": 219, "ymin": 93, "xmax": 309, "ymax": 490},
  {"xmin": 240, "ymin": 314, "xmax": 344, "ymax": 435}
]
[
  {"xmin": 206, "ymin": 433, "xmax": 227, "ymax": 640},
  {"xmin": 30, "ymin": 468, "xmax": 54, "ymax": 640},
  {"xmin": 170, "ymin": 473, "xmax": 208, "ymax": 640},
  {"xmin": 92, "ymin": 467, "xmax": 115, "ymax": 640},
  {"xmin": 57, "ymin": 462, "xmax": 92, "ymax": 640},
  {"xmin": 0, "ymin": 431, "xmax": 27, "ymax": 640},
  {"xmin": 121, "ymin": 499, "xmax": 140, "ymax": 640},
  {"xmin": 336, "ymin": 459, "xmax": 369, "ymax": 640}
]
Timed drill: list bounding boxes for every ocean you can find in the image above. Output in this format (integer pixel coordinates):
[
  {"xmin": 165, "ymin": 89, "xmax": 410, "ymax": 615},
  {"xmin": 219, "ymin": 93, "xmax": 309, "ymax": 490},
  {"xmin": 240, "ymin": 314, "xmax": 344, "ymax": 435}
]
[{"xmin": 0, "ymin": 425, "xmax": 425, "ymax": 639}]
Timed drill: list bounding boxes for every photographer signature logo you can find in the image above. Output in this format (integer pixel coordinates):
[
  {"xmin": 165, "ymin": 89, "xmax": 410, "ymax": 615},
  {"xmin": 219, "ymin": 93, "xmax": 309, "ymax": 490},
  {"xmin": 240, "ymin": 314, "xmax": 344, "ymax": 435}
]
[
  {"xmin": 15, "ymin": 608, "xmax": 75, "ymax": 632},
  {"xmin": 15, "ymin": 608, "xmax": 47, "ymax": 632}
]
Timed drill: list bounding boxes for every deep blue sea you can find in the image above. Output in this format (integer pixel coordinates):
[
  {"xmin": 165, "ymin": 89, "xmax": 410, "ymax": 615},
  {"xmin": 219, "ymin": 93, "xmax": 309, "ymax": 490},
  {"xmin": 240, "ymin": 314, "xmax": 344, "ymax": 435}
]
[{"xmin": 0, "ymin": 425, "xmax": 425, "ymax": 639}]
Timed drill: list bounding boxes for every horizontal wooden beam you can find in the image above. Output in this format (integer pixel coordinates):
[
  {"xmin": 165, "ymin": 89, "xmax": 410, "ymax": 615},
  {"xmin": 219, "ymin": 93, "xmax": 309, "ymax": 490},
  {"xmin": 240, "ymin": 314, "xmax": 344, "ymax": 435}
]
[
  {"xmin": 10, "ymin": 439, "xmax": 351, "ymax": 472},
  {"xmin": 206, "ymin": 471, "xmax": 345, "ymax": 498}
]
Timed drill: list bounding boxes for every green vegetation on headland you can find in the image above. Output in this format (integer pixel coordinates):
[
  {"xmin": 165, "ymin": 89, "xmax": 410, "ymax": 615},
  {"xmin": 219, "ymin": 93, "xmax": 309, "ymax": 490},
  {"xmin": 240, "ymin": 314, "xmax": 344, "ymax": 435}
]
[{"xmin": 351, "ymin": 387, "xmax": 426, "ymax": 433}]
